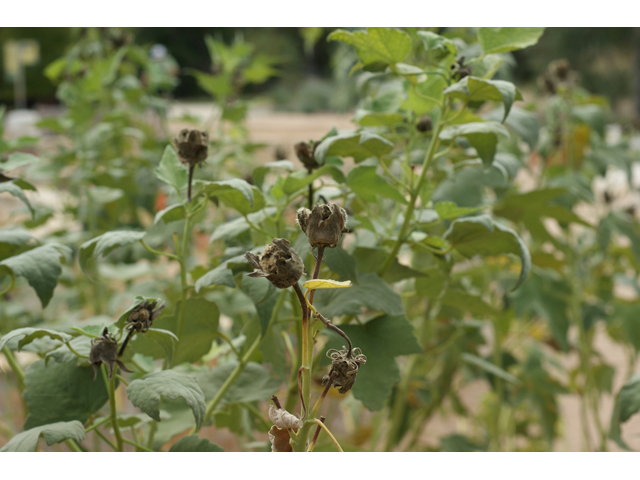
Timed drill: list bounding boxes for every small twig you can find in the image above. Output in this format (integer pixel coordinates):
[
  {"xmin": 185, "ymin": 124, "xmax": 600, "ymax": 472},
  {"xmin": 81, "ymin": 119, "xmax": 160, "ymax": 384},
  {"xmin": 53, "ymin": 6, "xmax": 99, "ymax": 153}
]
[
  {"xmin": 122, "ymin": 437, "xmax": 154, "ymax": 452},
  {"xmin": 310, "ymin": 418, "xmax": 343, "ymax": 452},
  {"xmin": 298, "ymin": 367, "xmax": 307, "ymax": 419},
  {"xmin": 118, "ymin": 329, "xmax": 134, "ymax": 357},
  {"xmin": 271, "ymin": 395, "xmax": 282, "ymax": 410},
  {"xmin": 307, "ymin": 416, "xmax": 326, "ymax": 452},
  {"xmin": 187, "ymin": 164, "xmax": 195, "ymax": 202},
  {"xmin": 315, "ymin": 312, "xmax": 352, "ymax": 355},
  {"xmin": 310, "ymin": 371, "xmax": 337, "ymax": 419}
]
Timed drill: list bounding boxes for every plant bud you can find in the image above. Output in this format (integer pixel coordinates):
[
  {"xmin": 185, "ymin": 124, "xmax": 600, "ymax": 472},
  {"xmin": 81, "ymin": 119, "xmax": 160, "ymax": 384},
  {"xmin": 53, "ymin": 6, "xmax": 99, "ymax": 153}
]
[
  {"xmin": 416, "ymin": 116, "xmax": 433, "ymax": 133},
  {"xmin": 174, "ymin": 129, "xmax": 209, "ymax": 166},
  {"xmin": 297, "ymin": 204, "xmax": 348, "ymax": 248},
  {"xmin": 294, "ymin": 141, "xmax": 320, "ymax": 171},
  {"xmin": 322, "ymin": 346, "xmax": 367, "ymax": 394},
  {"xmin": 245, "ymin": 238, "xmax": 304, "ymax": 289},
  {"xmin": 126, "ymin": 300, "xmax": 166, "ymax": 333},
  {"xmin": 89, "ymin": 328, "xmax": 131, "ymax": 380}
]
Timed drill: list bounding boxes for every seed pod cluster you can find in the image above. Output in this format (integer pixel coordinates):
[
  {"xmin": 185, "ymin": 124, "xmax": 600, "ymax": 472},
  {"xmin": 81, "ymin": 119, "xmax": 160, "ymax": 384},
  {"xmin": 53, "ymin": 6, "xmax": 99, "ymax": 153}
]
[
  {"xmin": 89, "ymin": 328, "xmax": 131, "ymax": 380},
  {"xmin": 296, "ymin": 204, "xmax": 348, "ymax": 248},
  {"xmin": 322, "ymin": 346, "xmax": 367, "ymax": 394},
  {"xmin": 126, "ymin": 300, "xmax": 166, "ymax": 333},
  {"xmin": 174, "ymin": 129, "xmax": 209, "ymax": 166},
  {"xmin": 245, "ymin": 238, "xmax": 304, "ymax": 289}
]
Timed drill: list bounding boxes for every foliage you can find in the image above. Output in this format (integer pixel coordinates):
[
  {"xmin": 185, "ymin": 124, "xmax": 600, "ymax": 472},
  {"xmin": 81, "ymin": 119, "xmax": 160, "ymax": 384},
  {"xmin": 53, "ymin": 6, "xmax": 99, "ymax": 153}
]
[{"xmin": 2, "ymin": 27, "xmax": 640, "ymax": 453}]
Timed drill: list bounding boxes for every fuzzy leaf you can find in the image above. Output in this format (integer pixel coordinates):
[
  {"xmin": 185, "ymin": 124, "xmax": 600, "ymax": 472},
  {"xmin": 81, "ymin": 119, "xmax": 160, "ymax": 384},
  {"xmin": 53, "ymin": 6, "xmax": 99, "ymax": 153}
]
[
  {"xmin": 347, "ymin": 165, "xmax": 408, "ymax": 204},
  {"xmin": 440, "ymin": 121, "xmax": 509, "ymax": 166},
  {"xmin": 0, "ymin": 181, "xmax": 34, "ymax": 216},
  {"xmin": 169, "ymin": 435, "xmax": 224, "ymax": 452},
  {"xmin": 0, "ymin": 421, "xmax": 85, "ymax": 452},
  {"xmin": 314, "ymin": 131, "xmax": 393, "ymax": 163},
  {"xmin": 156, "ymin": 145, "xmax": 188, "ymax": 193},
  {"xmin": 1, "ymin": 152, "xmax": 41, "ymax": 171},
  {"xmin": 328, "ymin": 28, "xmax": 412, "ymax": 70},
  {"xmin": 444, "ymin": 77, "xmax": 522, "ymax": 122},
  {"xmin": 478, "ymin": 27, "xmax": 545, "ymax": 54},
  {"xmin": 197, "ymin": 362, "xmax": 281, "ymax": 405},
  {"xmin": 126, "ymin": 370, "xmax": 206, "ymax": 430},
  {"xmin": 0, "ymin": 328, "xmax": 72, "ymax": 352},
  {"xmin": 0, "ymin": 244, "xmax": 71, "ymax": 307},
  {"xmin": 79, "ymin": 230, "xmax": 146, "ymax": 276}
]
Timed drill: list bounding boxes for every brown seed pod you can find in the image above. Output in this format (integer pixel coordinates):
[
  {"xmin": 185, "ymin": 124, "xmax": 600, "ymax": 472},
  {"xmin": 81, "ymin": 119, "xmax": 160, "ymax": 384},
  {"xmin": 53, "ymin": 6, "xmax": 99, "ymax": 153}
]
[
  {"xmin": 416, "ymin": 116, "xmax": 433, "ymax": 133},
  {"xmin": 294, "ymin": 141, "xmax": 320, "ymax": 171},
  {"xmin": 322, "ymin": 346, "xmax": 367, "ymax": 394},
  {"xmin": 126, "ymin": 300, "xmax": 166, "ymax": 333},
  {"xmin": 173, "ymin": 129, "xmax": 209, "ymax": 166},
  {"xmin": 245, "ymin": 238, "xmax": 304, "ymax": 289},
  {"xmin": 89, "ymin": 328, "xmax": 131, "ymax": 380},
  {"xmin": 296, "ymin": 204, "xmax": 348, "ymax": 248}
]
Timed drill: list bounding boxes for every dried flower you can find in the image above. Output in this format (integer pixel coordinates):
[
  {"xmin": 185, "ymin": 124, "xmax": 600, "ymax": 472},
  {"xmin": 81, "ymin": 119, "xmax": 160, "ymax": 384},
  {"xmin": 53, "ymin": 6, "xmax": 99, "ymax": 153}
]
[
  {"xmin": 174, "ymin": 129, "xmax": 209, "ymax": 166},
  {"xmin": 245, "ymin": 238, "xmax": 304, "ymax": 289},
  {"xmin": 294, "ymin": 141, "xmax": 320, "ymax": 171},
  {"xmin": 89, "ymin": 328, "xmax": 131, "ymax": 380},
  {"xmin": 268, "ymin": 426, "xmax": 293, "ymax": 452},
  {"xmin": 416, "ymin": 116, "xmax": 433, "ymax": 133},
  {"xmin": 126, "ymin": 300, "xmax": 165, "ymax": 333},
  {"xmin": 269, "ymin": 405, "xmax": 303, "ymax": 429},
  {"xmin": 322, "ymin": 346, "xmax": 367, "ymax": 394},
  {"xmin": 297, "ymin": 204, "xmax": 348, "ymax": 248},
  {"xmin": 451, "ymin": 56, "xmax": 472, "ymax": 81}
]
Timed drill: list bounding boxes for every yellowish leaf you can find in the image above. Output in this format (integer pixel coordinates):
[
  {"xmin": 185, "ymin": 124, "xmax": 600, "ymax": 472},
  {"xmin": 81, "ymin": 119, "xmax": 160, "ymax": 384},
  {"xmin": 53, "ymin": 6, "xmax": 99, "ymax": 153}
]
[{"xmin": 303, "ymin": 279, "xmax": 352, "ymax": 290}]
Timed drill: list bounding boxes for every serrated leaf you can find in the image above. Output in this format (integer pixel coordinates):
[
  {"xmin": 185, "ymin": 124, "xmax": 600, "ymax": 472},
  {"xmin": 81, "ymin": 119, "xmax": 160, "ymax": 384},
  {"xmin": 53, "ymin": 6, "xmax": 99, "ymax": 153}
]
[
  {"xmin": 314, "ymin": 273, "xmax": 404, "ymax": 318},
  {"xmin": 0, "ymin": 181, "xmax": 34, "ymax": 216},
  {"xmin": 444, "ymin": 215, "xmax": 531, "ymax": 291},
  {"xmin": 196, "ymin": 361, "xmax": 281, "ymax": 405},
  {"xmin": 478, "ymin": 27, "xmax": 545, "ymax": 54},
  {"xmin": 169, "ymin": 435, "xmax": 224, "ymax": 452},
  {"xmin": 303, "ymin": 279, "xmax": 352, "ymax": 290},
  {"xmin": 328, "ymin": 28, "xmax": 411, "ymax": 69},
  {"xmin": 323, "ymin": 314, "xmax": 422, "ymax": 410},
  {"xmin": 79, "ymin": 230, "xmax": 145, "ymax": 276},
  {"xmin": 156, "ymin": 145, "xmax": 188, "ymax": 193},
  {"xmin": 0, "ymin": 328, "xmax": 72, "ymax": 352},
  {"xmin": 126, "ymin": 370, "xmax": 206, "ymax": 430},
  {"xmin": 0, "ymin": 421, "xmax": 85, "ymax": 452},
  {"xmin": 153, "ymin": 298, "xmax": 219, "ymax": 365},
  {"xmin": 444, "ymin": 77, "xmax": 523, "ymax": 122},
  {"xmin": 23, "ymin": 360, "xmax": 109, "ymax": 429},
  {"xmin": 0, "ymin": 244, "xmax": 71, "ymax": 308},
  {"xmin": 1, "ymin": 152, "xmax": 41, "ymax": 171},
  {"xmin": 314, "ymin": 131, "xmax": 393, "ymax": 163},
  {"xmin": 347, "ymin": 165, "xmax": 408, "ymax": 204},
  {"xmin": 440, "ymin": 121, "xmax": 509, "ymax": 167}
]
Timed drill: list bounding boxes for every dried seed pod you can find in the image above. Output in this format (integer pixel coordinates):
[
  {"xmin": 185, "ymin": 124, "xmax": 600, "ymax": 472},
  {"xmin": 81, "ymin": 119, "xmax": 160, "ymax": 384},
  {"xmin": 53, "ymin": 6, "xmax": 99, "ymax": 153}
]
[
  {"xmin": 173, "ymin": 129, "xmax": 209, "ymax": 166},
  {"xmin": 294, "ymin": 141, "xmax": 320, "ymax": 171},
  {"xmin": 322, "ymin": 346, "xmax": 367, "ymax": 394},
  {"xmin": 269, "ymin": 405, "xmax": 303, "ymax": 429},
  {"xmin": 549, "ymin": 59, "xmax": 570, "ymax": 81},
  {"xmin": 451, "ymin": 56, "xmax": 472, "ymax": 81},
  {"xmin": 416, "ymin": 116, "xmax": 433, "ymax": 133},
  {"xmin": 245, "ymin": 238, "xmax": 304, "ymax": 289},
  {"xmin": 89, "ymin": 328, "xmax": 131, "ymax": 380},
  {"xmin": 297, "ymin": 204, "xmax": 348, "ymax": 248},
  {"xmin": 126, "ymin": 300, "xmax": 166, "ymax": 333}
]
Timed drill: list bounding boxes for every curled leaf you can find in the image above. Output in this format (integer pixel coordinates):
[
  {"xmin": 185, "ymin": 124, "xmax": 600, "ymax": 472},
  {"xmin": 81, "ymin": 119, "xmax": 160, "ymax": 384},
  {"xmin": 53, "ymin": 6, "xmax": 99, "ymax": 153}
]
[
  {"xmin": 303, "ymin": 279, "xmax": 352, "ymax": 290},
  {"xmin": 268, "ymin": 426, "xmax": 292, "ymax": 452},
  {"xmin": 268, "ymin": 405, "xmax": 302, "ymax": 429}
]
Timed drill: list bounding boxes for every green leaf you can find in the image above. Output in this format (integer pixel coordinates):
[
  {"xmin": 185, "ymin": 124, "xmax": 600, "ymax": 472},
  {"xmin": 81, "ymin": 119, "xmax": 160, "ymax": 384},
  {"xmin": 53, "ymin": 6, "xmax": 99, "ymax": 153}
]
[
  {"xmin": 169, "ymin": 435, "xmax": 224, "ymax": 452},
  {"xmin": 444, "ymin": 77, "xmax": 523, "ymax": 122},
  {"xmin": 0, "ymin": 228, "xmax": 34, "ymax": 260},
  {"xmin": 439, "ymin": 121, "xmax": 509, "ymax": 166},
  {"xmin": 1, "ymin": 152, "xmax": 41, "ymax": 171},
  {"xmin": 314, "ymin": 273, "xmax": 404, "ymax": 318},
  {"xmin": 440, "ymin": 290, "xmax": 496, "ymax": 316},
  {"xmin": 314, "ymin": 131, "xmax": 393, "ymax": 163},
  {"xmin": 197, "ymin": 362, "xmax": 281, "ymax": 405},
  {"xmin": 323, "ymin": 247, "xmax": 358, "ymax": 282},
  {"xmin": 198, "ymin": 179, "xmax": 264, "ymax": 215},
  {"xmin": 126, "ymin": 370, "xmax": 206, "ymax": 430},
  {"xmin": 0, "ymin": 181, "xmax": 34, "ymax": 216},
  {"xmin": 194, "ymin": 262, "xmax": 236, "ymax": 291},
  {"xmin": 282, "ymin": 165, "xmax": 345, "ymax": 195},
  {"xmin": 323, "ymin": 314, "xmax": 422, "ymax": 410},
  {"xmin": 0, "ymin": 421, "xmax": 85, "ymax": 452},
  {"xmin": 79, "ymin": 230, "xmax": 146, "ymax": 276},
  {"xmin": 240, "ymin": 275, "xmax": 278, "ymax": 335},
  {"xmin": 356, "ymin": 110, "xmax": 404, "ymax": 127},
  {"xmin": 478, "ymin": 27, "xmax": 545, "ymax": 54},
  {"xmin": 434, "ymin": 201, "xmax": 483, "ymax": 220},
  {"xmin": 189, "ymin": 69, "xmax": 232, "ymax": 98},
  {"xmin": 444, "ymin": 215, "xmax": 531, "ymax": 291},
  {"xmin": 462, "ymin": 353, "xmax": 521, "ymax": 385},
  {"xmin": 154, "ymin": 298, "xmax": 220, "ymax": 365},
  {"xmin": 156, "ymin": 145, "xmax": 187, "ymax": 193},
  {"xmin": 416, "ymin": 31, "xmax": 457, "ymax": 54},
  {"xmin": 404, "ymin": 75, "xmax": 447, "ymax": 115},
  {"xmin": 0, "ymin": 328, "xmax": 72, "ymax": 352},
  {"xmin": 0, "ymin": 244, "xmax": 71, "ymax": 308},
  {"xmin": 129, "ymin": 328, "xmax": 178, "ymax": 364},
  {"xmin": 485, "ymin": 105, "xmax": 540, "ymax": 150},
  {"xmin": 23, "ymin": 360, "xmax": 109, "ymax": 429},
  {"xmin": 347, "ymin": 165, "xmax": 408, "ymax": 204},
  {"xmin": 154, "ymin": 203, "xmax": 186, "ymax": 225},
  {"xmin": 610, "ymin": 373, "xmax": 640, "ymax": 450},
  {"xmin": 209, "ymin": 208, "xmax": 276, "ymax": 243},
  {"xmin": 328, "ymin": 28, "xmax": 412, "ymax": 70}
]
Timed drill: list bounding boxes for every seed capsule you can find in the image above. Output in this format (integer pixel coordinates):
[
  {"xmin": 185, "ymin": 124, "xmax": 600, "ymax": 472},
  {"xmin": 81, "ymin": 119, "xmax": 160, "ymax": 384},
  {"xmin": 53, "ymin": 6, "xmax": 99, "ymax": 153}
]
[{"xmin": 245, "ymin": 238, "xmax": 304, "ymax": 289}]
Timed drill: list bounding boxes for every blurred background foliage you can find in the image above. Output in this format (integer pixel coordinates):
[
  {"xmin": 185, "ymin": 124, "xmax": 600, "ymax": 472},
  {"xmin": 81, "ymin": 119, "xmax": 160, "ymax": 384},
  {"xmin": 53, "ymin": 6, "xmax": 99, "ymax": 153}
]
[{"xmin": 1, "ymin": 27, "xmax": 639, "ymax": 120}]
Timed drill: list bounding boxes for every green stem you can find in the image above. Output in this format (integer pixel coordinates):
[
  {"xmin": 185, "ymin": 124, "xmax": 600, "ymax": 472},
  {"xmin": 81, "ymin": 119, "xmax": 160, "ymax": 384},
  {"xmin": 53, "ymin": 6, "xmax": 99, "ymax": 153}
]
[
  {"xmin": 173, "ymin": 214, "xmax": 192, "ymax": 361},
  {"xmin": 309, "ymin": 418, "xmax": 343, "ymax": 452},
  {"xmin": 197, "ymin": 289, "xmax": 287, "ymax": 430},
  {"xmin": 122, "ymin": 437, "xmax": 154, "ymax": 452},
  {"xmin": 2, "ymin": 346, "xmax": 25, "ymax": 391},
  {"xmin": 140, "ymin": 239, "xmax": 180, "ymax": 261},
  {"xmin": 65, "ymin": 439, "xmax": 84, "ymax": 452},
  {"xmin": 103, "ymin": 366, "xmax": 123, "ymax": 452},
  {"xmin": 378, "ymin": 103, "xmax": 450, "ymax": 277},
  {"xmin": 85, "ymin": 417, "xmax": 111, "ymax": 433}
]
